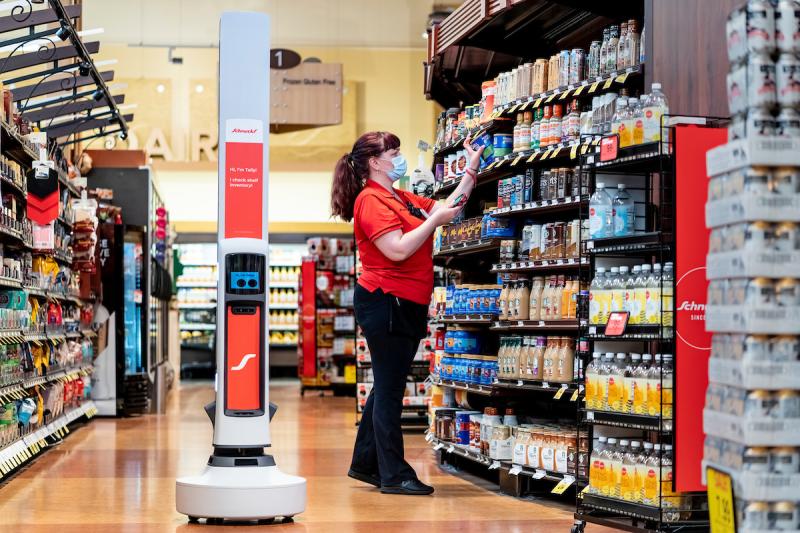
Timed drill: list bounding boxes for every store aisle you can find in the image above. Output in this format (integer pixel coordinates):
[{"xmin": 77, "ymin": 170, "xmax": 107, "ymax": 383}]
[{"xmin": 0, "ymin": 381, "xmax": 614, "ymax": 532}]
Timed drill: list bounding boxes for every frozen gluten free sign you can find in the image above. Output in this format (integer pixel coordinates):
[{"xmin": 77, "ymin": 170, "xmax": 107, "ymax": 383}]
[{"xmin": 224, "ymin": 119, "xmax": 264, "ymax": 239}]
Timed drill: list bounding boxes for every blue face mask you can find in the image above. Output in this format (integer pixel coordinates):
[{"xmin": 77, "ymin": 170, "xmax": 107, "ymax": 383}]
[{"xmin": 386, "ymin": 155, "xmax": 407, "ymax": 181}]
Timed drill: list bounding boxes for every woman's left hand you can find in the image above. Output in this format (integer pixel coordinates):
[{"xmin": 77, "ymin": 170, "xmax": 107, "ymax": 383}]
[{"xmin": 463, "ymin": 136, "xmax": 485, "ymax": 174}]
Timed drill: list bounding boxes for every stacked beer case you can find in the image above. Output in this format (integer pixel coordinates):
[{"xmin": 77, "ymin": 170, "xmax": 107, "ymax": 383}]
[{"xmin": 703, "ymin": 1, "xmax": 800, "ymax": 531}]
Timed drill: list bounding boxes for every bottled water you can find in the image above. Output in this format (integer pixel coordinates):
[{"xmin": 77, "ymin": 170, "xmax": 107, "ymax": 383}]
[
  {"xmin": 643, "ymin": 82, "xmax": 670, "ymax": 143},
  {"xmin": 611, "ymin": 266, "xmax": 628, "ymax": 313},
  {"xmin": 613, "ymin": 183, "xmax": 635, "ymax": 237},
  {"xmin": 589, "ymin": 183, "xmax": 613, "ymax": 239},
  {"xmin": 589, "ymin": 268, "xmax": 606, "ymax": 325}
]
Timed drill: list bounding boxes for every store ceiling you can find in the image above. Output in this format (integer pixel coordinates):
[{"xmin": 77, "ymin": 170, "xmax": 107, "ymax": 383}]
[{"xmin": 83, "ymin": 0, "xmax": 439, "ymax": 49}]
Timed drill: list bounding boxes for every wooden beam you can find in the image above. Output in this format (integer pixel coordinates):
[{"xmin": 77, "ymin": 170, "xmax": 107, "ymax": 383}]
[
  {"xmin": 46, "ymin": 112, "xmax": 132, "ymax": 138},
  {"xmin": 0, "ymin": 4, "xmax": 81, "ymax": 34},
  {"xmin": 24, "ymin": 94, "xmax": 124, "ymax": 123},
  {"xmin": 13, "ymin": 70, "xmax": 114, "ymax": 101},
  {"xmin": 0, "ymin": 41, "xmax": 100, "ymax": 73}
]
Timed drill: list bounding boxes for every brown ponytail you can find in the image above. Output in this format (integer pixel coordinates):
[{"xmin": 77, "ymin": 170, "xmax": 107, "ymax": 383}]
[{"xmin": 331, "ymin": 131, "xmax": 400, "ymax": 221}]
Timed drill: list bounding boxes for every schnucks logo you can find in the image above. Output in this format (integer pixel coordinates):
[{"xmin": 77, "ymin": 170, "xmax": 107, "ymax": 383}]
[
  {"xmin": 231, "ymin": 353, "xmax": 256, "ymax": 371},
  {"xmin": 676, "ymin": 266, "xmax": 711, "ymax": 351},
  {"xmin": 677, "ymin": 301, "xmax": 706, "ymax": 311},
  {"xmin": 232, "ymin": 128, "xmax": 258, "ymax": 134}
]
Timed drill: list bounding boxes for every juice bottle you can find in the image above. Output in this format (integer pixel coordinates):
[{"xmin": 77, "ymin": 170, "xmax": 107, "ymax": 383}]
[
  {"xmin": 529, "ymin": 276, "xmax": 545, "ymax": 320},
  {"xmin": 662, "ymin": 262, "xmax": 674, "ymax": 327},
  {"xmin": 618, "ymin": 98, "xmax": 633, "ymax": 148},
  {"xmin": 589, "ymin": 436, "xmax": 608, "ymax": 494},
  {"xmin": 566, "ymin": 279, "xmax": 579, "ymax": 319},
  {"xmin": 611, "ymin": 96, "xmax": 628, "ymax": 138},
  {"xmin": 585, "ymin": 352, "xmax": 602, "ymax": 409},
  {"xmin": 517, "ymin": 280, "xmax": 531, "ymax": 321},
  {"xmin": 600, "ymin": 438, "xmax": 619, "ymax": 497},
  {"xmin": 630, "ymin": 97, "xmax": 645, "ymax": 145},
  {"xmin": 636, "ymin": 442, "xmax": 653, "ymax": 504},
  {"xmin": 531, "ymin": 337, "xmax": 545, "ymax": 379},
  {"xmin": 560, "ymin": 278, "xmax": 573, "ymax": 320},
  {"xmin": 557, "ymin": 337, "xmax": 575, "ymax": 383},
  {"xmin": 621, "ymin": 440, "xmax": 641, "ymax": 501},
  {"xmin": 625, "ymin": 353, "xmax": 641, "ymax": 414},
  {"xmin": 643, "ymin": 443, "xmax": 662, "ymax": 506},
  {"xmin": 633, "ymin": 264, "xmax": 650, "ymax": 325},
  {"xmin": 633, "ymin": 353, "xmax": 652, "ymax": 415},
  {"xmin": 610, "ymin": 266, "xmax": 625, "ymax": 315},
  {"xmin": 597, "ymin": 353, "xmax": 615, "ymax": 411},
  {"xmin": 541, "ymin": 105, "xmax": 552, "ymax": 147},
  {"xmin": 661, "ymin": 354, "xmax": 674, "ymax": 419},
  {"xmin": 543, "ymin": 338, "xmax": 557, "ymax": 381},
  {"xmin": 609, "ymin": 439, "xmax": 626, "ymax": 499},
  {"xmin": 607, "ymin": 353, "xmax": 627, "ymax": 411},
  {"xmin": 589, "ymin": 267, "xmax": 607, "ymax": 325},
  {"xmin": 499, "ymin": 280, "xmax": 510, "ymax": 320},
  {"xmin": 625, "ymin": 265, "xmax": 640, "ymax": 318},
  {"xmin": 646, "ymin": 354, "xmax": 663, "ymax": 416},
  {"xmin": 552, "ymin": 276, "xmax": 565, "ymax": 320},
  {"xmin": 645, "ymin": 263, "xmax": 662, "ymax": 325}
]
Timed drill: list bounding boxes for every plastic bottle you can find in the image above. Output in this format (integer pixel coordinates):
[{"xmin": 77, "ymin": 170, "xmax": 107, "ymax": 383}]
[
  {"xmin": 621, "ymin": 440, "xmax": 641, "ymax": 501},
  {"xmin": 643, "ymin": 82, "xmax": 669, "ymax": 143},
  {"xmin": 630, "ymin": 97, "xmax": 645, "ymax": 145},
  {"xmin": 632, "ymin": 264, "xmax": 650, "ymax": 325},
  {"xmin": 529, "ymin": 276, "xmax": 545, "ymax": 321},
  {"xmin": 618, "ymin": 98, "xmax": 633, "ymax": 148},
  {"xmin": 530, "ymin": 108, "xmax": 541, "ymax": 151},
  {"xmin": 611, "ymin": 97, "xmax": 629, "ymax": 139},
  {"xmin": 645, "ymin": 263, "xmax": 662, "ymax": 325},
  {"xmin": 608, "ymin": 353, "xmax": 627, "ymax": 411},
  {"xmin": 625, "ymin": 265, "xmax": 640, "ymax": 316},
  {"xmin": 662, "ymin": 444, "xmax": 679, "ymax": 520},
  {"xmin": 611, "ymin": 266, "xmax": 627, "ymax": 314},
  {"xmin": 541, "ymin": 105, "xmax": 552, "ymax": 148},
  {"xmin": 601, "ymin": 438, "xmax": 618, "ymax": 497},
  {"xmin": 589, "ymin": 183, "xmax": 613, "ymax": 239},
  {"xmin": 597, "ymin": 353, "xmax": 615, "ymax": 411},
  {"xmin": 633, "ymin": 353, "xmax": 652, "ymax": 415},
  {"xmin": 606, "ymin": 25, "xmax": 620, "ymax": 74},
  {"xmin": 551, "ymin": 276, "xmax": 565, "ymax": 320},
  {"xmin": 599, "ymin": 28, "xmax": 610, "ymax": 77},
  {"xmin": 617, "ymin": 22, "xmax": 629, "ymax": 71},
  {"xmin": 613, "ymin": 183, "xmax": 635, "ymax": 237},
  {"xmin": 551, "ymin": 105, "xmax": 563, "ymax": 146},
  {"xmin": 589, "ymin": 267, "xmax": 606, "ymax": 325},
  {"xmin": 662, "ymin": 262, "xmax": 674, "ymax": 328},
  {"xmin": 643, "ymin": 443, "xmax": 662, "ymax": 506},
  {"xmin": 636, "ymin": 442, "xmax": 653, "ymax": 504},
  {"xmin": 589, "ymin": 436, "xmax": 608, "ymax": 495},
  {"xmin": 609, "ymin": 438, "xmax": 626, "ymax": 499},
  {"xmin": 625, "ymin": 353, "xmax": 641, "ymax": 413},
  {"xmin": 627, "ymin": 20, "xmax": 641, "ymax": 68},
  {"xmin": 661, "ymin": 354, "xmax": 674, "ymax": 419},
  {"xmin": 499, "ymin": 281, "xmax": 510, "ymax": 320},
  {"xmin": 585, "ymin": 352, "xmax": 602, "ymax": 410},
  {"xmin": 646, "ymin": 354, "xmax": 663, "ymax": 417}
]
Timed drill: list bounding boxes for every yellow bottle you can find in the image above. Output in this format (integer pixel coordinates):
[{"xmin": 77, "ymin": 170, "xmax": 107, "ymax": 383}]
[
  {"xmin": 646, "ymin": 354, "xmax": 663, "ymax": 417},
  {"xmin": 661, "ymin": 354, "xmax": 674, "ymax": 419},
  {"xmin": 621, "ymin": 441, "xmax": 641, "ymax": 502},
  {"xmin": 607, "ymin": 353, "xmax": 627, "ymax": 412},
  {"xmin": 585, "ymin": 353, "xmax": 601, "ymax": 410},
  {"xmin": 633, "ymin": 354, "xmax": 652, "ymax": 415},
  {"xmin": 645, "ymin": 264, "xmax": 662, "ymax": 325}
]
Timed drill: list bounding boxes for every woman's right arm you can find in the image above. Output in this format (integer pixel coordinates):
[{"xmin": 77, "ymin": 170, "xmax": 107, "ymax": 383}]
[{"xmin": 373, "ymin": 206, "xmax": 461, "ymax": 262}]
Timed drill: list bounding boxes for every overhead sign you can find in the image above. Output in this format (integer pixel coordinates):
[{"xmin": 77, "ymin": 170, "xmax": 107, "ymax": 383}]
[
  {"xmin": 270, "ymin": 62, "xmax": 343, "ymax": 129},
  {"xmin": 270, "ymin": 48, "xmax": 302, "ymax": 70}
]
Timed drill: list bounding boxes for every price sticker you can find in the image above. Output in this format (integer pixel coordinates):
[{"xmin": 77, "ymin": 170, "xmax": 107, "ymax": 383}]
[
  {"xmin": 447, "ymin": 445, "xmax": 456, "ymax": 454},
  {"xmin": 551, "ymin": 147, "xmax": 562, "ymax": 159},
  {"xmin": 545, "ymin": 93, "xmax": 556, "ymax": 103},
  {"xmin": 570, "ymin": 389, "xmax": 581, "ymax": 402},
  {"xmin": 573, "ymin": 84, "xmax": 586, "ymax": 96},
  {"xmin": 533, "ymin": 97, "xmax": 543, "ymax": 108},
  {"xmin": 588, "ymin": 81, "xmax": 600, "ymax": 93},
  {"xmin": 707, "ymin": 467, "xmax": 736, "ymax": 533},
  {"xmin": 433, "ymin": 443, "xmax": 445, "ymax": 451},
  {"xmin": 615, "ymin": 72, "xmax": 630, "ymax": 84},
  {"xmin": 489, "ymin": 461, "xmax": 502, "ymax": 470},
  {"xmin": 519, "ymin": 100, "xmax": 531, "ymax": 111},
  {"xmin": 570, "ymin": 144, "xmax": 579, "ymax": 159},
  {"xmin": 580, "ymin": 145, "xmax": 590, "ymax": 155},
  {"xmin": 552, "ymin": 476, "xmax": 576, "ymax": 494},
  {"xmin": 559, "ymin": 90, "xmax": 570, "ymax": 100},
  {"xmin": 603, "ymin": 77, "xmax": 614, "ymax": 89},
  {"xmin": 586, "ymin": 411, "xmax": 595, "ymax": 421},
  {"xmin": 541, "ymin": 149, "xmax": 553, "ymax": 160},
  {"xmin": 425, "ymin": 432, "xmax": 434, "ymax": 443},
  {"xmin": 509, "ymin": 465, "xmax": 523, "ymax": 476},
  {"xmin": 599, "ymin": 135, "xmax": 619, "ymax": 162},
  {"xmin": 605, "ymin": 311, "xmax": 630, "ymax": 336},
  {"xmin": 553, "ymin": 385, "xmax": 568, "ymax": 400},
  {"xmin": 510, "ymin": 154, "xmax": 523, "ymax": 166},
  {"xmin": 517, "ymin": 380, "xmax": 524, "ymax": 387},
  {"xmin": 532, "ymin": 469, "xmax": 547, "ymax": 480},
  {"xmin": 527, "ymin": 152, "xmax": 539, "ymax": 163}
]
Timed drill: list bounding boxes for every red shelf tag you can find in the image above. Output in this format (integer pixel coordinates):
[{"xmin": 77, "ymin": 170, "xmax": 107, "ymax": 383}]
[
  {"xmin": 605, "ymin": 311, "xmax": 629, "ymax": 336},
  {"xmin": 599, "ymin": 135, "xmax": 619, "ymax": 162}
]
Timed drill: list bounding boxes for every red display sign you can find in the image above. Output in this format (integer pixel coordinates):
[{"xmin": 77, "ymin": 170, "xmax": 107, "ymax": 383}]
[
  {"xmin": 298, "ymin": 258, "xmax": 318, "ymax": 378},
  {"xmin": 224, "ymin": 119, "xmax": 264, "ymax": 239},
  {"xmin": 599, "ymin": 135, "xmax": 619, "ymax": 162},
  {"xmin": 604, "ymin": 311, "xmax": 629, "ymax": 336},
  {"xmin": 674, "ymin": 125, "xmax": 727, "ymax": 492},
  {"xmin": 225, "ymin": 306, "xmax": 262, "ymax": 412}
]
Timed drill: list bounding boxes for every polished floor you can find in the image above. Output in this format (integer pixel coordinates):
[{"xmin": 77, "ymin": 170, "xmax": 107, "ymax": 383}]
[{"xmin": 0, "ymin": 380, "xmax": 618, "ymax": 532}]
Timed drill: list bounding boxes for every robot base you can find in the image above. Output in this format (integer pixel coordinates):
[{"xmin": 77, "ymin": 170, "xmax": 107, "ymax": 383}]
[{"xmin": 176, "ymin": 464, "xmax": 306, "ymax": 522}]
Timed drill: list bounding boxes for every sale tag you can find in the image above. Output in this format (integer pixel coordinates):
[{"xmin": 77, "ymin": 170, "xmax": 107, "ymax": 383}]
[
  {"xmin": 520, "ymin": 100, "xmax": 531, "ymax": 111},
  {"xmin": 532, "ymin": 469, "xmax": 547, "ymax": 479},
  {"xmin": 588, "ymin": 81, "xmax": 600, "ymax": 93},
  {"xmin": 615, "ymin": 72, "xmax": 630, "ymax": 84},
  {"xmin": 553, "ymin": 385, "xmax": 568, "ymax": 400},
  {"xmin": 707, "ymin": 468, "xmax": 736, "ymax": 533},
  {"xmin": 603, "ymin": 77, "xmax": 614, "ymax": 89},
  {"xmin": 447, "ymin": 445, "xmax": 456, "ymax": 454},
  {"xmin": 545, "ymin": 93, "xmax": 556, "ymax": 103},
  {"xmin": 573, "ymin": 84, "xmax": 586, "ymax": 96},
  {"xmin": 527, "ymin": 152, "xmax": 539, "ymax": 163},
  {"xmin": 509, "ymin": 465, "xmax": 523, "ymax": 476},
  {"xmin": 580, "ymin": 145, "xmax": 590, "ymax": 155},
  {"xmin": 570, "ymin": 389, "xmax": 581, "ymax": 402},
  {"xmin": 489, "ymin": 461, "xmax": 501, "ymax": 470},
  {"xmin": 434, "ymin": 443, "xmax": 444, "ymax": 451},
  {"xmin": 510, "ymin": 154, "xmax": 523, "ymax": 166},
  {"xmin": 599, "ymin": 136, "xmax": 619, "ymax": 161},
  {"xmin": 605, "ymin": 311, "xmax": 630, "ymax": 336},
  {"xmin": 552, "ymin": 475, "xmax": 576, "ymax": 494},
  {"xmin": 570, "ymin": 144, "xmax": 579, "ymax": 159},
  {"xmin": 533, "ymin": 98, "xmax": 543, "ymax": 108},
  {"xmin": 425, "ymin": 432, "xmax": 434, "ymax": 442}
]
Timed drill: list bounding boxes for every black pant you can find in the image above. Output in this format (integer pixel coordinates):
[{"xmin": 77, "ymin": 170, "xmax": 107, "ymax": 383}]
[{"xmin": 350, "ymin": 284, "xmax": 427, "ymax": 485}]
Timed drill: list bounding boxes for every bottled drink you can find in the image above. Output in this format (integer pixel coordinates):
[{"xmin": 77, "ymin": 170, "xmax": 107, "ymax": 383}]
[
  {"xmin": 662, "ymin": 354, "xmax": 674, "ymax": 419},
  {"xmin": 585, "ymin": 352, "xmax": 602, "ymax": 410},
  {"xmin": 609, "ymin": 438, "xmax": 626, "ymax": 499},
  {"xmin": 643, "ymin": 443, "xmax": 662, "ymax": 506},
  {"xmin": 621, "ymin": 440, "xmax": 641, "ymax": 501},
  {"xmin": 597, "ymin": 352, "xmax": 615, "ymax": 411},
  {"xmin": 645, "ymin": 263, "xmax": 662, "ymax": 325},
  {"xmin": 632, "ymin": 264, "xmax": 650, "ymax": 325},
  {"xmin": 619, "ymin": 97, "xmax": 634, "ymax": 147},
  {"xmin": 589, "ymin": 436, "xmax": 608, "ymax": 495},
  {"xmin": 606, "ymin": 25, "xmax": 620, "ymax": 74},
  {"xmin": 637, "ymin": 442, "xmax": 654, "ymax": 504},
  {"xmin": 589, "ymin": 268, "xmax": 606, "ymax": 325},
  {"xmin": 513, "ymin": 112, "xmax": 523, "ymax": 152},
  {"xmin": 529, "ymin": 276, "xmax": 545, "ymax": 321},
  {"xmin": 662, "ymin": 444, "xmax": 680, "ymax": 521},
  {"xmin": 662, "ymin": 262, "xmax": 674, "ymax": 328},
  {"xmin": 625, "ymin": 353, "xmax": 641, "ymax": 413},
  {"xmin": 627, "ymin": 20, "xmax": 641, "ymax": 68},
  {"xmin": 613, "ymin": 183, "xmax": 635, "ymax": 237},
  {"xmin": 551, "ymin": 104, "xmax": 564, "ymax": 146},
  {"xmin": 608, "ymin": 353, "xmax": 627, "ymax": 411},
  {"xmin": 646, "ymin": 354, "xmax": 663, "ymax": 416},
  {"xmin": 611, "ymin": 96, "xmax": 629, "ymax": 139},
  {"xmin": 643, "ymin": 82, "xmax": 669, "ymax": 143},
  {"xmin": 624, "ymin": 265, "xmax": 640, "ymax": 316},
  {"xmin": 600, "ymin": 437, "xmax": 617, "ymax": 496},
  {"xmin": 599, "ymin": 28, "xmax": 610, "ymax": 76},
  {"xmin": 519, "ymin": 111, "xmax": 532, "ymax": 152},
  {"xmin": 633, "ymin": 353, "xmax": 652, "ymax": 414},
  {"xmin": 617, "ymin": 22, "xmax": 629, "ymax": 71},
  {"xmin": 629, "ymin": 97, "xmax": 645, "ymax": 145},
  {"xmin": 530, "ymin": 108, "xmax": 541, "ymax": 151},
  {"xmin": 611, "ymin": 266, "xmax": 627, "ymax": 314},
  {"xmin": 541, "ymin": 105, "xmax": 552, "ymax": 147},
  {"xmin": 589, "ymin": 183, "xmax": 613, "ymax": 239}
]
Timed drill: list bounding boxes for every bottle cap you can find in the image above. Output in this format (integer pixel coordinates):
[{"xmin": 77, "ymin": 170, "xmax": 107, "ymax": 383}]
[
  {"xmin": 620, "ymin": 439, "xmax": 630, "ymax": 446},
  {"xmin": 597, "ymin": 182, "xmax": 606, "ymax": 189},
  {"xmin": 608, "ymin": 438, "xmax": 618, "ymax": 444},
  {"xmin": 652, "ymin": 82, "xmax": 662, "ymax": 90},
  {"xmin": 618, "ymin": 183, "xmax": 625, "ymax": 189}
]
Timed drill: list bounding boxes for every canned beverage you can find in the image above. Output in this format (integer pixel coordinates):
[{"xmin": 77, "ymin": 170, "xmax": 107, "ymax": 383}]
[
  {"xmin": 559, "ymin": 50, "xmax": 571, "ymax": 87},
  {"xmin": 778, "ymin": 389, "xmax": 800, "ymax": 417},
  {"xmin": 745, "ymin": 221, "xmax": 774, "ymax": 253},
  {"xmin": 746, "ymin": 276, "xmax": 775, "ymax": 306},
  {"xmin": 744, "ymin": 334, "xmax": 772, "ymax": 361},
  {"xmin": 777, "ymin": 277, "xmax": 800, "ymax": 306},
  {"xmin": 777, "ymin": 107, "xmax": 800, "ymax": 136},
  {"xmin": 569, "ymin": 48, "xmax": 586, "ymax": 85},
  {"xmin": 772, "ymin": 447, "xmax": 800, "ymax": 473},
  {"xmin": 746, "ymin": 107, "xmax": 778, "ymax": 136},
  {"xmin": 745, "ymin": 166, "xmax": 772, "ymax": 194},
  {"xmin": 743, "ymin": 502, "xmax": 771, "ymax": 530},
  {"xmin": 729, "ymin": 113, "xmax": 747, "ymax": 140},
  {"xmin": 746, "ymin": 390, "xmax": 777, "ymax": 418},
  {"xmin": 743, "ymin": 446, "xmax": 773, "ymax": 471},
  {"xmin": 777, "ymin": 52, "xmax": 800, "ymax": 107},
  {"xmin": 588, "ymin": 41, "xmax": 602, "ymax": 78},
  {"xmin": 772, "ymin": 501, "xmax": 800, "ymax": 530},
  {"xmin": 775, "ymin": 222, "xmax": 800, "ymax": 251},
  {"xmin": 709, "ymin": 175, "xmax": 725, "ymax": 201},
  {"xmin": 772, "ymin": 335, "xmax": 800, "ymax": 362},
  {"xmin": 747, "ymin": 0, "xmax": 777, "ymax": 54},
  {"xmin": 748, "ymin": 53, "xmax": 778, "ymax": 109},
  {"xmin": 728, "ymin": 65, "xmax": 748, "ymax": 115},
  {"xmin": 776, "ymin": 0, "xmax": 800, "ymax": 53}
]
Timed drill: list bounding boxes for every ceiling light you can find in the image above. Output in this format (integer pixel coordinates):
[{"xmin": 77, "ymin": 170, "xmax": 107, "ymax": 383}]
[
  {"xmin": 156, "ymin": 84, "xmax": 165, "ymax": 94},
  {"xmin": 195, "ymin": 84, "xmax": 204, "ymax": 93}
]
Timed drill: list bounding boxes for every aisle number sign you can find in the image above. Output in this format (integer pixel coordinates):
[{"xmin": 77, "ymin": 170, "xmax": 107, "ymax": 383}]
[{"xmin": 707, "ymin": 468, "xmax": 736, "ymax": 533}]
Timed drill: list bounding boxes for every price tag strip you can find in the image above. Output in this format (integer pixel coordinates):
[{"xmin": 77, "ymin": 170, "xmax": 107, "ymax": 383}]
[
  {"xmin": 509, "ymin": 465, "xmax": 523, "ymax": 476},
  {"xmin": 553, "ymin": 384, "xmax": 569, "ymax": 400},
  {"xmin": 551, "ymin": 475, "xmax": 576, "ymax": 494},
  {"xmin": 489, "ymin": 460, "xmax": 501, "ymax": 470}
]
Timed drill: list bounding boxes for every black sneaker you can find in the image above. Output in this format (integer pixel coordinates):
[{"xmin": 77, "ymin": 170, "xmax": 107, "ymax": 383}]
[
  {"xmin": 347, "ymin": 468, "xmax": 381, "ymax": 488},
  {"xmin": 380, "ymin": 479, "xmax": 434, "ymax": 495}
]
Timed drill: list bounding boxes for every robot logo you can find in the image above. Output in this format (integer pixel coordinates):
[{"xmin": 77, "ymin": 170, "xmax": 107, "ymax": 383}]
[{"xmin": 231, "ymin": 353, "xmax": 256, "ymax": 371}]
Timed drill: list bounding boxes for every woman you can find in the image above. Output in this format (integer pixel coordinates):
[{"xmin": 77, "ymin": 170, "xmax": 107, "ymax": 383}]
[{"xmin": 331, "ymin": 131, "xmax": 483, "ymax": 495}]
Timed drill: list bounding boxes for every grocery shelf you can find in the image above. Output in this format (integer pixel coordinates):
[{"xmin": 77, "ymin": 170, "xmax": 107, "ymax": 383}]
[
  {"xmin": 586, "ymin": 232, "xmax": 671, "ymax": 255},
  {"xmin": 432, "ymin": 378, "xmax": 497, "ymax": 396},
  {"xmin": 2, "ymin": 177, "xmax": 26, "ymax": 197},
  {"xmin": 440, "ymin": 314, "xmax": 497, "ymax": 325},
  {"xmin": 269, "ymin": 304, "xmax": 298, "ymax": 310},
  {"xmin": 579, "ymin": 494, "xmax": 662, "ymax": 522},
  {"xmin": 585, "ymin": 323, "xmax": 672, "ymax": 341},
  {"xmin": 492, "ymin": 257, "xmax": 588, "ymax": 274},
  {"xmin": 584, "ymin": 141, "xmax": 666, "ymax": 173},
  {"xmin": 0, "ymin": 276, "xmax": 23, "ymax": 289},
  {"xmin": 270, "ymin": 343, "xmax": 297, "ymax": 348},
  {"xmin": 433, "ymin": 117, "xmax": 512, "ymax": 158},
  {"xmin": 434, "ymin": 238, "xmax": 502, "ymax": 258},
  {"xmin": 176, "ymin": 282, "xmax": 217, "ymax": 288},
  {"xmin": 0, "ymin": 121, "xmax": 38, "ymax": 162},
  {"xmin": 490, "ymin": 196, "xmax": 587, "ymax": 219},
  {"xmin": 178, "ymin": 303, "xmax": 216, "ymax": 310},
  {"xmin": 428, "ymin": 434, "xmax": 493, "ymax": 466},
  {"xmin": 179, "ymin": 323, "xmax": 215, "ymax": 331},
  {"xmin": 494, "ymin": 378, "xmax": 582, "ymax": 400},
  {"xmin": 491, "ymin": 319, "xmax": 580, "ymax": 332},
  {"xmin": 585, "ymin": 410, "xmax": 672, "ymax": 432}
]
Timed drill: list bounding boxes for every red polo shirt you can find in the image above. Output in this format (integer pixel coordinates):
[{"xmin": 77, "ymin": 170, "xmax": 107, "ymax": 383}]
[{"xmin": 354, "ymin": 180, "xmax": 437, "ymax": 305}]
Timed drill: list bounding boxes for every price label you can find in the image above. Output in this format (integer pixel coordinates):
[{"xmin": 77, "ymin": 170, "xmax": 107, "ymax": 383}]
[
  {"xmin": 517, "ymin": 380, "xmax": 524, "ymax": 387},
  {"xmin": 581, "ymin": 485, "xmax": 590, "ymax": 495},
  {"xmin": 520, "ymin": 100, "xmax": 531, "ymax": 111},
  {"xmin": 605, "ymin": 311, "xmax": 630, "ymax": 336},
  {"xmin": 570, "ymin": 144, "xmax": 579, "ymax": 159},
  {"xmin": 573, "ymin": 84, "xmax": 586, "ymax": 96},
  {"xmin": 434, "ymin": 443, "xmax": 445, "ymax": 451},
  {"xmin": 447, "ymin": 445, "xmax": 456, "ymax": 454},
  {"xmin": 580, "ymin": 145, "xmax": 590, "ymax": 155},
  {"xmin": 570, "ymin": 389, "xmax": 581, "ymax": 402},
  {"xmin": 532, "ymin": 469, "xmax": 547, "ymax": 479},
  {"xmin": 553, "ymin": 385, "xmax": 568, "ymax": 400},
  {"xmin": 510, "ymin": 154, "xmax": 523, "ymax": 166},
  {"xmin": 586, "ymin": 411, "xmax": 595, "ymax": 421},
  {"xmin": 495, "ymin": 158, "xmax": 507, "ymax": 168},
  {"xmin": 508, "ymin": 103, "xmax": 520, "ymax": 114},
  {"xmin": 425, "ymin": 432, "xmax": 434, "ymax": 442},
  {"xmin": 599, "ymin": 136, "xmax": 619, "ymax": 162},
  {"xmin": 541, "ymin": 149, "xmax": 553, "ymax": 160},
  {"xmin": 615, "ymin": 72, "xmax": 630, "ymax": 84},
  {"xmin": 527, "ymin": 152, "xmax": 539, "ymax": 163},
  {"xmin": 542, "ymin": 381, "xmax": 550, "ymax": 389},
  {"xmin": 545, "ymin": 93, "xmax": 556, "ymax": 103},
  {"xmin": 603, "ymin": 77, "xmax": 614, "ymax": 89},
  {"xmin": 509, "ymin": 465, "xmax": 523, "ymax": 476},
  {"xmin": 533, "ymin": 98, "xmax": 543, "ymax": 108},
  {"xmin": 489, "ymin": 461, "xmax": 501, "ymax": 470},
  {"xmin": 588, "ymin": 81, "xmax": 600, "ymax": 93},
  {"xmin": 559, "ymin": 90, "xmax": 570, "ymax": 100},
  {"xmin": 551, "ymin": 147, "xmax": 562, "ymax": 159},
  {"xmin": 707, "ymin": 467, "xmax": 736, "ymax": 533},
  {"xmin": 552, "ymin": 475, "xmax": 576, "ymax": 494}
]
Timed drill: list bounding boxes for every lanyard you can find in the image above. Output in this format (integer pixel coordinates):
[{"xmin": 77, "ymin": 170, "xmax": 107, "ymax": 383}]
[{"xmin": 387, "ymin": 187, "xmax": 429, "ymax": 220}]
